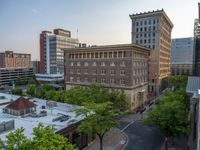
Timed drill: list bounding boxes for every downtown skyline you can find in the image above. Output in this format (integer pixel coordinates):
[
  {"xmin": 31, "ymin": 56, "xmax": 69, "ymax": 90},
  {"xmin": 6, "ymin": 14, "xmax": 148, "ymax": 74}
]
[{"xmin": 0, "ymin": 0, "xmax": 199, "ymax": 60}]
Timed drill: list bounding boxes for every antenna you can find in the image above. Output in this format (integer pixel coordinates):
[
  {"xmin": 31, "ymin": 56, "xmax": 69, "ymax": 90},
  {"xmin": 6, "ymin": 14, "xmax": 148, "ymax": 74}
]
[{"xmin": 76, "ymin": 28, "xmax": 79, "ymax": 39}]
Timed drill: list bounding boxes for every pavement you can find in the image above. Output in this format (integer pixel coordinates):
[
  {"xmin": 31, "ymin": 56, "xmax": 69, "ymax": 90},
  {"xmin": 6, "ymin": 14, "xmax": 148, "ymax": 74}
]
[{"xmin": 83, "ymin": 128, "xmax": 127, "ymax": 150}]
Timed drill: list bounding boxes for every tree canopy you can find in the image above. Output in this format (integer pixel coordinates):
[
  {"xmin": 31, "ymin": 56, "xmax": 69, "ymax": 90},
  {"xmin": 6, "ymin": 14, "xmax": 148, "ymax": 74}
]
[
  {"xmin": 145, "ymin": 75, "xmax": 189, "ymax": 138},
  {"xmin": 0, "ymin": 124, "xmax": 77, "ymax": 150},
  {"xmin": 76, "ymin": 102, "xmax": 117, "ymax": 150}
]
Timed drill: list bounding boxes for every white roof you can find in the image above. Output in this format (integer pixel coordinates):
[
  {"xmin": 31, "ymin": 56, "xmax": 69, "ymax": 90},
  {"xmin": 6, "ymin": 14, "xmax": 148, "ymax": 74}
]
[{"xmin": 0, "ymin": 93, "xmax": 84, "ymax": 141}]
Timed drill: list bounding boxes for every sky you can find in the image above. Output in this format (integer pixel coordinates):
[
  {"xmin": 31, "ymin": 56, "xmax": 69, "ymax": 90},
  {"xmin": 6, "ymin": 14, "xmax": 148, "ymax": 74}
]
[{"xmin": 0, "ymin": 0, "xmax": 199, "ymax": 60}]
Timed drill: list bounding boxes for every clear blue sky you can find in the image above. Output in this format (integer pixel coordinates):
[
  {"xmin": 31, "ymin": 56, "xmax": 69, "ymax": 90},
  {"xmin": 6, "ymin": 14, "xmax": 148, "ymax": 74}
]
[{"xmin": 0, "ymin": 0, "xmax": 199, "ymax": 60}]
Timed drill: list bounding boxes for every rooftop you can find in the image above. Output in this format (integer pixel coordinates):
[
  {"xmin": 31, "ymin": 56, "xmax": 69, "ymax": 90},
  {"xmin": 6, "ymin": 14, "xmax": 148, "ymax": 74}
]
[{"xmin": 0, "ymin": 93, "xmax": 83, "ymax": 141}]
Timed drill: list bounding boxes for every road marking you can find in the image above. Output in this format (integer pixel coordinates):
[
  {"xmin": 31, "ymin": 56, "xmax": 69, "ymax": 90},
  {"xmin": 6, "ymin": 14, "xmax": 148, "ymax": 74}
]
[{"xmin": 121, "ymin": 121, "xmax": 135, "ymax": 132}]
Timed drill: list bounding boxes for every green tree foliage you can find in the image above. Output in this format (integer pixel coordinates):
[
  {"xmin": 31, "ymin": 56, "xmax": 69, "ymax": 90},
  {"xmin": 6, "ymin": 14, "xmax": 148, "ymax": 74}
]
[
  {"xmin": 1, "ymin": 124, "xmax": 77, "ymax": 150},
  {"xmin": 31, "ymin": 124, "xmax": 77, "ymax": 150},
  {"xmin": 31, "ymin": 83, "xmax": 129, "ymax": 112},
  {"xmin": 5, "ymin": 128, "xmax": 30, "ymax": 150},
  {"xmin": 169, "ymin": 75, "xmax": 187, "ymax": 88},
  {"xmin": 27, "ymin": 84, "xmax": 36, "ymax": 97},
  {"xmin": 64, "ymin": 84, "xmax": 129, "ymax": 112},
  {"xmin": 76, "ymin": 102, "xmax": 117, "ymax": 150},
  {"xmin": 11, "ymin": 88, "xmax": 23, "ymax": 96},
  {"xmin": 145, "ymin": 76, "xmax": 189, "ymax": 140}
]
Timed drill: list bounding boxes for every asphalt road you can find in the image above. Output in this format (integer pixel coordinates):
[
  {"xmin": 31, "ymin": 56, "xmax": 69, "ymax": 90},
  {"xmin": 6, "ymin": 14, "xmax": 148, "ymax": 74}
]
[{"xmin": 119, "ymin": 121, "xmax": 164, "ymax": 150}]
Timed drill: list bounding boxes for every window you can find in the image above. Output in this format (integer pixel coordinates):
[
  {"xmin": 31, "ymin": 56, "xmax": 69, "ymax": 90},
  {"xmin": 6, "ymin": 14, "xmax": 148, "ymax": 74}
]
[
  {"xmin": 120, "ymin": 61, "xmax": 125, "ymax": 67},
  {"xmin": 70, "ymin": 76, "xmax": 74, "ymax": 82},
  {"xmin": 100, "ymin": 52, "xmax": 103, "ymax": 58},
  {"xmin": 101, "ymin": 70, "xmax": 106, "ymax": 75},
  {"xmin": 93, "ymin": 70, "xmax": 97, "ymax": 75},
  {"xmin": 153, "ymin": 39, "xmax": 155, "ymax": 43},
  {"xmin": 92, "ymin": 62, "xmax": 97, "ymax": 66},
  {"xmin": 77, "ymin": 77, "xmax": 80, "ymax": 82},
  {"xmin": 70, "ymin": 62, "xmax": 74, "ymax": 66},
  {"xmin": 110, "ymin": 62, "xmax": 115, "ymax": 67},
  {"xmin": 148, "ymin": 26, "xmax": 151, "ymax": 31},
  {"xmin": 95, "ymin": 53, "xmax": 98, "ymax": 58},
  {"xmin": 84, "ymin": 78, "xmax": 88, "ymax": 83},
  {"xmin": 120, "ymin": 70, "xmax": 125, "ymax": 76},
  {"xmin": 77, "ymin": 69, "xmax": 81, "ymax": 74},
  {"xmin": 110, "ymin": 70, "xmax": 115, "ymax": 75},
  {"xmin": 77, "ymin": 62, "xmax": 80, "ymax": 66},
  {"xmin": 101, "ymin": 62, "xmax": 105, "ymax": 66},
  {"xmin": 84, "ymin": 69, "xmax": 88, "ymax": 74},
  {"xmin": 120, "ymin": 79, "xmax": 125, "ymax": 85},
  {"xmin": 114, "ymin": 52, "xmax": 117, "ymax": 58},
  {"xmin": 84, "ymin": 62, "xmax": 88, "ymax": 66},
  {"xmin": 149, "ymin": 20, "xmax": 151, "ymax": 24},
  {"xmin": 70, "ymin": 69, "xmax": 73, "ymax": 74},
  {"xmin": 109, "ymin": 52, "xmax": 112, "ymax": 58},
  {"xmin": 101, "ymin": 78, "xmax": 106, "ymax": 83},
  {"xmin": 104, "ymin": 52, "xmax": 107, "ymax": 58},
  {"xmin": 140, "ymin": 27, "xmax": 143, "ymax": 32},
  {"xmin": 110, "ymin": 78, "xmax": 115, "ymax": 84},
  {"xmin": 153, "ymin": 26, "xmax": 156, "ymax": 30},
  {"xmin": 92, "ymin": 78, "xmax": 97, "ymax": 83},
  {"xmin": 83, "ymin": 53, "xmax": 86, "ymax": 58},
  {"xmin": 136, "ymin": 22, "xmax": 139, "ymax": 26}
]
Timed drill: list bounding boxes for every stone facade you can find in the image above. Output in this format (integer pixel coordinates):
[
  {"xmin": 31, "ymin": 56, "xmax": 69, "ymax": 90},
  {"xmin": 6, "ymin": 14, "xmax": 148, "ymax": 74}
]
[{"xmin": 64, "ymin": 44, "xmax": 150, "ymax": 111}]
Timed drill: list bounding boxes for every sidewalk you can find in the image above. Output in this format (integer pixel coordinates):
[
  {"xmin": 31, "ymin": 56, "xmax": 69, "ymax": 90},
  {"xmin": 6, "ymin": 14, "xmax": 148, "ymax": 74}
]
[{"xmin": 83, "ymin": 128, "xmax": 127, "ymax": 150}]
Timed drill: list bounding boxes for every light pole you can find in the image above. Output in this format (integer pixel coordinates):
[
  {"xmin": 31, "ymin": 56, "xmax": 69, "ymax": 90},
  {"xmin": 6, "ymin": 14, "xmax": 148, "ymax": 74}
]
[{"xmin": 154, "ymin": 73, "xmax": 157, "ymax": 99}]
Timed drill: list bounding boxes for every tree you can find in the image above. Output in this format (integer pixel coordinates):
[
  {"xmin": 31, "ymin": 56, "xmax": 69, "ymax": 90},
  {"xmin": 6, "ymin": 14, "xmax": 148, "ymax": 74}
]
[
  {"xmin": 5, "ymin": 128, "xmax": 30, "ymax": 150},
  {"xmin": 11, "ymin": 88, "xmax": 23, "ymax": 96},
  {"xmin": 26, "ymin": 84, "xmax": 36, "ymax": 97},
  {"xmin": 1, "ymin": 124, "xmax": 77, "ymax": 150},
  {"xmin": 31, "ymin": 124, "xmax": 77, "ymax": 150},
  {"xmin": 76, "ymin": 102, "xmax": 117, "ymax": 150},
  {"xmin": 144, "ymin": 86, "xmax": 189, "ymax": 148}
]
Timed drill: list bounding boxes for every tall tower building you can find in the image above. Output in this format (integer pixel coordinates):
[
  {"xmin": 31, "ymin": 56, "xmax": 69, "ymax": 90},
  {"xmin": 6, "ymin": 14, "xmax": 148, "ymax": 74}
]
[
  {"xmin": 193, "ymin": 3, "xmax": 200, "ymax": 75},
  {"xmin": 130, "ymin": 9, "xmax": 173, "ymax": 96},
  {"xmin": 39, "ymin": 29, "xmax": 79, "ymax": 74}
]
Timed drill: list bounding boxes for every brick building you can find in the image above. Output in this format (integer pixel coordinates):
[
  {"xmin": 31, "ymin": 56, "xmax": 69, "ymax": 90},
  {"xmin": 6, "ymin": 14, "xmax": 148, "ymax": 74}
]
[
  {"xmin": 64, "ymin": 44, "xmax": 150, "ymax": 111},
  {"xmin": 130, "ymin": 9, "xmax": 173, "ymax": 97},
  {"xmin": 0, "ymin": 51, "xmax": 31, "ymax": 68}
]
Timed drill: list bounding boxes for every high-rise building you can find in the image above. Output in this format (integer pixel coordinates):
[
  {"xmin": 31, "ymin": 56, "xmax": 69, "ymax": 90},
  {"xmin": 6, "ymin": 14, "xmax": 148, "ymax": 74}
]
[
  {"xmin": 130, "ymin": 9, "xmax": 173, "ymax": 96},
  {"xmin": 193, "ymin": 3, "xmax": 200, "ymax": 75},
  {"xmin": 39, "ymin": 29, "xmax": 79, "ymax": 74},
  {"xmin": 0, "ymin": 51, "xmax": 31, "ymax": 68},
  {"xmin": 171, "ymin": 37, "xmax": 194, "ymax": 75},
  {"xmin": 64, "ymin": 44, "xmax": 150, "ymax": 111}
]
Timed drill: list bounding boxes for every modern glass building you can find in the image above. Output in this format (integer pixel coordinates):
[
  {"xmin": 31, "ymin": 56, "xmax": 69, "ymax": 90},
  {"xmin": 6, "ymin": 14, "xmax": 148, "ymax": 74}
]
[{"xmin": 171, "ymin": 37, "xmax": 194, "ymax": 75}]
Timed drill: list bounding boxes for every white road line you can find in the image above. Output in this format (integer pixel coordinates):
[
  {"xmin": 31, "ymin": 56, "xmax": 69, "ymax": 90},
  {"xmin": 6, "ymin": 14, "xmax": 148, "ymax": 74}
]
[{"xmin": 121, "ymin": 121, "xmax": 135, "ymax": 132}]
